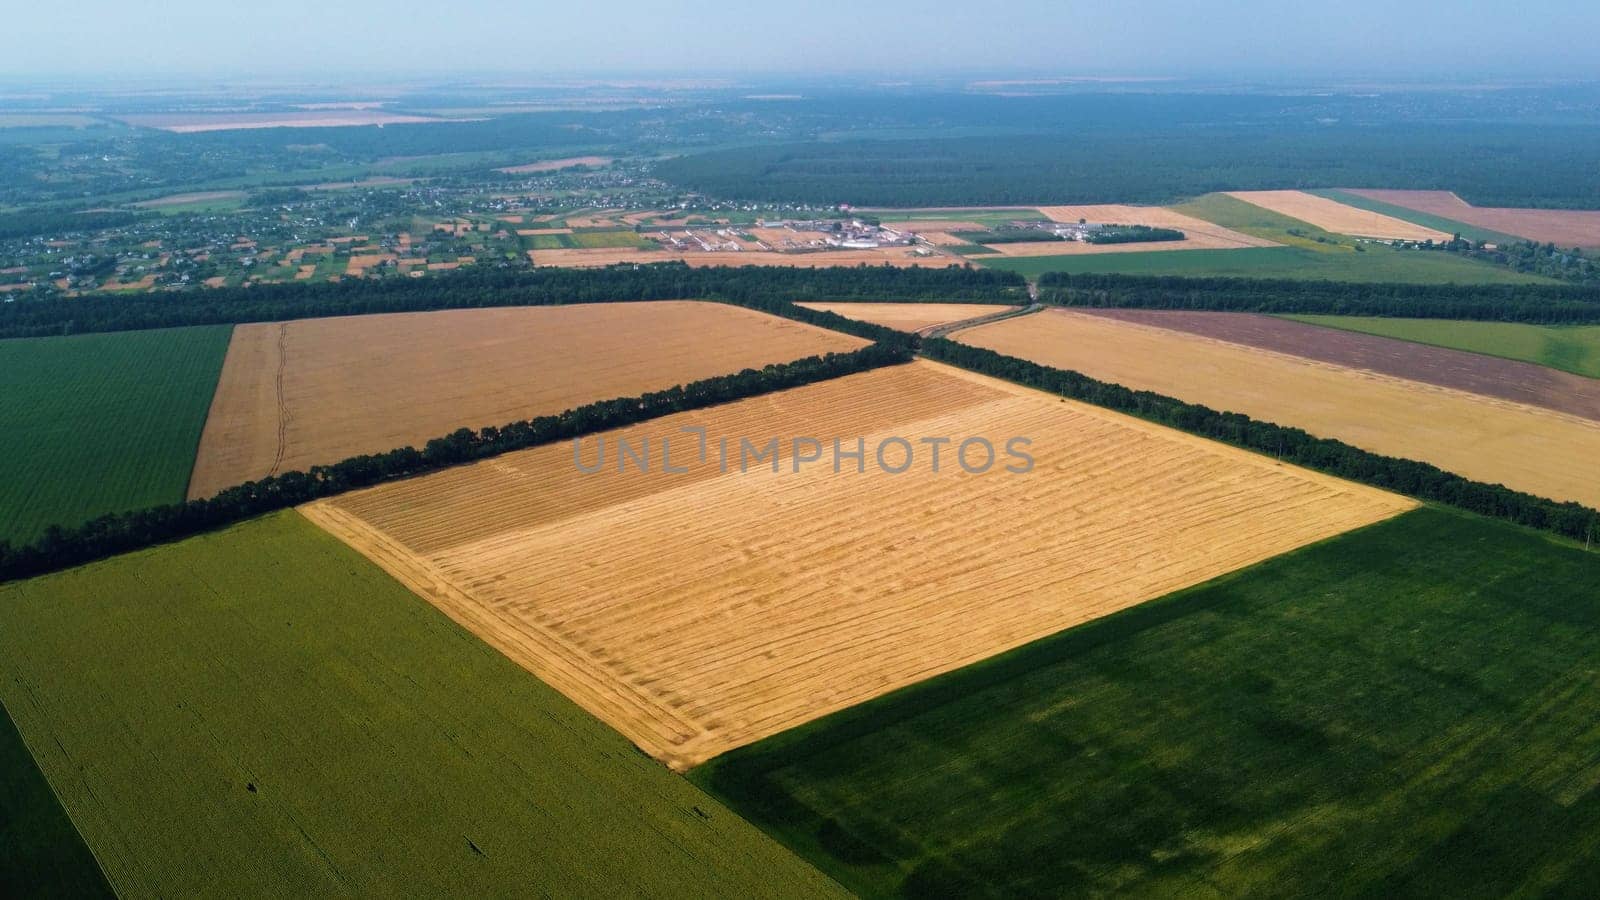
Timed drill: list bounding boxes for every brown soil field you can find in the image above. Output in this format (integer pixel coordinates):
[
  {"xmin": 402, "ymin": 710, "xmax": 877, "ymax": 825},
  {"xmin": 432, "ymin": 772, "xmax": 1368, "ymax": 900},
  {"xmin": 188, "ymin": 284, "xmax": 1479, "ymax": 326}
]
[
  {"xmin": 187, "ymin": 302, "xmax": 863, "ymax": 500},
  {"xmin": 495, "ymin": 156, "xmax": 613, "ymax": 174},
  {"xmin": 961, "ymin": 310, "xmax": 1600, "ymax": 507},
  {"xmin": 1082, "ymin": 310, "xmax": 1600, "ymax": 422},
  {"xmin": 302, "ymin": 360, "xmax": 1412, "ymax": 770},
  {"xmin": 1346, "ymin": 190, "xmax": 1600, "ymax": 248},
  {"xmin": 1225, "ymin": 190, "xmax": 1453, "ymax": 241},
  {"xmin": 114, "ymin": 111, "xmax": 444, "ymax": 132},
  {"xmin": 516, "ymin": 227, "xmax": 573, "ymax": 236},
  {"xmin": 796, "ymin": 302, "xmax": 1019, "ymax": 332},
  {"xmin": 1038, "ymin": 205, "xmax": 1277, "ymax": 248}
]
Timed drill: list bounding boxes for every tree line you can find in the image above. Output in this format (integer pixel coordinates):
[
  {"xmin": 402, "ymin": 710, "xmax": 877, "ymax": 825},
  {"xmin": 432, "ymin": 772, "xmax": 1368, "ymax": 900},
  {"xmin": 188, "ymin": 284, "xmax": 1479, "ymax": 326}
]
[
  {"xmin": 921, "ymin": 337, "xmax": 1599, "ymax": 545},
  {"xmin": 0, "ymin": 262, "xmax": 1026, "ymax": 340},
  {"xmin": 0, "ymin": 209, "xmax": 147, "ymax": 242},
  {"xmin": 1036, "ymin": 273, "xmax": 1600, "ymax": 324},
  {"xmin": 0, "ymin": 342, "xmax": 914, "ymax": 583}
]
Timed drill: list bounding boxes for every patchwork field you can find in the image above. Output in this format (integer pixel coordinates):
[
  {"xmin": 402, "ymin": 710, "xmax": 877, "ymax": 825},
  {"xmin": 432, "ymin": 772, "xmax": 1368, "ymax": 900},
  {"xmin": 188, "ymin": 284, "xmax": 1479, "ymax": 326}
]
[
  {"xmin": 1309, "ymin": 190, "xmax": 1524, "ymax": 245},
  {"xmin": 304, "ymin": 361, "xmax": 1412, "ymax": 771},
  {"xmin": 0, "ymin": 326, "xmax": 232, "ymax": 545},
  {"xmin": 1037, "ymin": 204, "xmax": 1275, "ymax": 249},
  {"xmin": 1084, "ymin": 309, "xmax": 1600, "ymax": 421},
  {"xmin": 979, "ymin": 246, "xmax": 1551, "ymax": 283},
  {"xmin": 795, "ymin": 302, "xmax": 1019, "ymax": 332},
  {"xmin": 0, "ymin": 512, "xmax": 839, "ymax": 897},
  {"xmin": 960, "ymin": 310, "xmax": 1600, "ymax": 507},
  {"xmin": 187, "ymin": 302, "xmax": 863, "ymax": 499},
  {"xmin": 1281, "ymin": 314, "xmax": 1600, "ymax": 380},
  {"xmin": 1225, "ymin": 190, "xmax": 1452, "ymax": 241},
  {"xmin": 1346, "ymin": 190, "xmax": 1600, "ymax": 248},
  {"xmin": 695, "ymin": 507, "xmax": 1600, "ymax": 898}
]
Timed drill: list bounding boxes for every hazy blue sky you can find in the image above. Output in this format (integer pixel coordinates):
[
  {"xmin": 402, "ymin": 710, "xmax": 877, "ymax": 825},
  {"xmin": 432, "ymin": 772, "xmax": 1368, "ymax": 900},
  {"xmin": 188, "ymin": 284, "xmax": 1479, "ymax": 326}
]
[{"xmin": 6, "ymin": 1, "xmax": 1599, "ymax": 80}]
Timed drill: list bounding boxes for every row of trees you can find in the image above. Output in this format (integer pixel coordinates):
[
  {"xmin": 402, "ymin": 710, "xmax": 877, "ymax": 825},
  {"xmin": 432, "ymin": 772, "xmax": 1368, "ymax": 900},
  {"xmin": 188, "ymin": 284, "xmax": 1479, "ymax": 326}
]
[
  {"xmin": 921, "ymin": 337, "xmax": 1600, "ymax": 545},
  {"xmin": 0, "ymin": 262, "xmax": 1027, "ymax": 339},
  {"xmin": 1036, "ymin": 273, "xmax": 1600, "ymax": 323},
  {"xmin": 0, "ymin": 342, "xmax": 915, "ymax": 582}
]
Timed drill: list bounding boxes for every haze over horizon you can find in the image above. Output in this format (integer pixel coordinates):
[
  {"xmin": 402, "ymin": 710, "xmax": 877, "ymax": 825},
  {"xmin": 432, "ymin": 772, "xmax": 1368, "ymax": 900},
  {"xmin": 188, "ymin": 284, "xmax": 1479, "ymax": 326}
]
[{"xmin": 8, "ymin": 0, "xmax": 1600, "ymax": 82}]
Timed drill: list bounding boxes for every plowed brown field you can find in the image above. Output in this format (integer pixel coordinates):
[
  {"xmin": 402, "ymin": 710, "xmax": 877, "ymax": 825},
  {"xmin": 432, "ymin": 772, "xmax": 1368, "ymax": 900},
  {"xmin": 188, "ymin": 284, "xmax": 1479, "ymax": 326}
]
[
  {"xmin": 961, "ymin": 310, "xmax": 1600, "ymax": 507},
  {"xmin": 188, "ymin": 303, "xmax": 863, "ymax": 499},
  {"xmin": 303, "ymin": 361, "xmax": 1412, "ymax": 770}
]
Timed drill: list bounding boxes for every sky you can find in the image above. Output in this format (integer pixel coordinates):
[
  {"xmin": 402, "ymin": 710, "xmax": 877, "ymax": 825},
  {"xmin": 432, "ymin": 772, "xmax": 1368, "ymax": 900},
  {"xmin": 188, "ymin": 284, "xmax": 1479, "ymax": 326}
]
[{"xmin": 5, "ymin": 1, "xmax": 1600, "ymax": 82}]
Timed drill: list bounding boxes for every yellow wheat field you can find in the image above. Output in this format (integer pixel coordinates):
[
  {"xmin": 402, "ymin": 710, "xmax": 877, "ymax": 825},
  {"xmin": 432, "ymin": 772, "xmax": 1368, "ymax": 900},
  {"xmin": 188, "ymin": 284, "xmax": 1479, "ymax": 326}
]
[
  {"xmin": 303, "ymin": 361, "xmax": 1413, "ymax": 770},
  {"xmin": 795, "ymin": 302, "xmax": 1019, "ymax": 332},
  {"xmin": 961, "ymin": 310, "xmax": 1600, "ymax": 508},
  {"xmin": 1225, "ymin": 190, "xmax": 1453, "ymax": 241},
  {"xmin": 188, "ymin": 302, "xmax": 862, "ymax": 500}
]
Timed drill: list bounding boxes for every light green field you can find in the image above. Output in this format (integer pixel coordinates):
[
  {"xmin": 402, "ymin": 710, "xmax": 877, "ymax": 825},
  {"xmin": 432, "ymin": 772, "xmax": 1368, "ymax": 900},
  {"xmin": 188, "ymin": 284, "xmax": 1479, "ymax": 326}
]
[
  {"xmin": 1282, "ymin": 315, "xmax": 1600, "ymax": 378},
  {"xmin": 1309, "ymin": 190, "xmax": 1527, "ymax": 245},
  {"xmin": 980, "ymin": 244, "xmax": 1551, "ymax": 283},
  {"xmin": 572, "ymin": 230, "xmax": 650, "ymax": 249},
  {"xmin": 0, "ymin": 326, "xmax": 232, "ymax": 546},
  {"xmin": 0, "ymin": 512, "xmax": 843, "ymax": 898},
  {"xmin": 696, "ymin": 508, "xmax": 1600, "ymax": 898}
]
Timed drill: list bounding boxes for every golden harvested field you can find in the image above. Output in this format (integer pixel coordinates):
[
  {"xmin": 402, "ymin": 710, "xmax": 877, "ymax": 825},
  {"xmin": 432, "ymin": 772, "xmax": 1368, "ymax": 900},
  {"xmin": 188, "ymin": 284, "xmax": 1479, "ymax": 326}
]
[
  {"xmin": 1038, "ymin": 205, "xmax": 1276, "ymax": 248},
  {"xmin": 187, "ymin": 302, "xmax": 862, "ymax": 500},
  {"xmin": 303, "ymin": 361, "xmax": 1413, "ymax": 771},
  {"xmin": 1225, "ymin": 190, "xmax": 1453, "ymax": 241},
  {"xmin": 961, "ymin": 310, "xmax": 1600, "ymax": 508},
  {"xmin": 1345, "ymin": 189, "xmax": 1600, "ymax": 248},
  {"xmin": 796, "ymin": 302, "xmax": 1019, "ymax": 332},
  {"xmin": 495, "ymin": 156, "xmax": 613, "ymax": 174}
]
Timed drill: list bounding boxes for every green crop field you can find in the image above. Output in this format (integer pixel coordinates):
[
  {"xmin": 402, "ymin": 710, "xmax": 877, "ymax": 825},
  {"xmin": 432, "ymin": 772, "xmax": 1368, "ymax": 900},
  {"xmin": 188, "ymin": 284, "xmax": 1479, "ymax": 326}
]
[
  {"xmin": 979, "ymin": 244, "xmax": 1551, "ymax": 283},
  {"xmin": 528, "ymin": 232, "xmax": 576, "ymax": 249},
  {"xmin": 0, "ymin": 701, "xmax": 111, "ymax": 898},
  {"xmin": 1282, "ymin": 315, "xmax": 1600, "ymax": 378},
  {"xmin": 0, "ymin": 326, "xmax": 232, "ymax": 546},
  {"xmin": 695, "ymin": 508, "xmax": 1600, "ymax": 898},
  {"xmin": 1309, "ymin": 190, "xmax": 1527, "ymax": 245},
  {"xmin": 0, "ymin": 512, "xmax": 843, "ymax": 897},
  {"xmin": 573, "ymin": 230, "xmax": 649, "ymax": 249}
]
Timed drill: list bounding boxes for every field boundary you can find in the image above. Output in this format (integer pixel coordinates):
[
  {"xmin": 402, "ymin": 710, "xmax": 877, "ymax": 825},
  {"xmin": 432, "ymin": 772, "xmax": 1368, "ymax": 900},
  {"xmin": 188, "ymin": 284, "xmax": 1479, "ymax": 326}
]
[
  {"xmin": 921, "ymin": 337, "xmax": 1600, "ymax": 544},
  {"xmin": 0, "ymin": 343, "xmax": 912, "ymax": 583}
]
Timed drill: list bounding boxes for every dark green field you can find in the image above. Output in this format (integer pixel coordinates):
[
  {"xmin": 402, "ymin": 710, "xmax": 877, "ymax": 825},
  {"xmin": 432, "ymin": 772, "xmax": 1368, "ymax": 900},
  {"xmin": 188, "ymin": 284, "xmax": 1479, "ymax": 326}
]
[
  {"xmin": 0, "ymin": 701, "xmax": 110, "ymax": 898},
  {"xmin": 0, "ymin": 326, "xmax": 232, "ymax": 545},
  {"xmin": 0, "ymin": 512, "xmax": 841, "ymax": 897},
  {"xmin": 695, "ymin": 508, "xmax": 1600, "ymax": 898}
]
